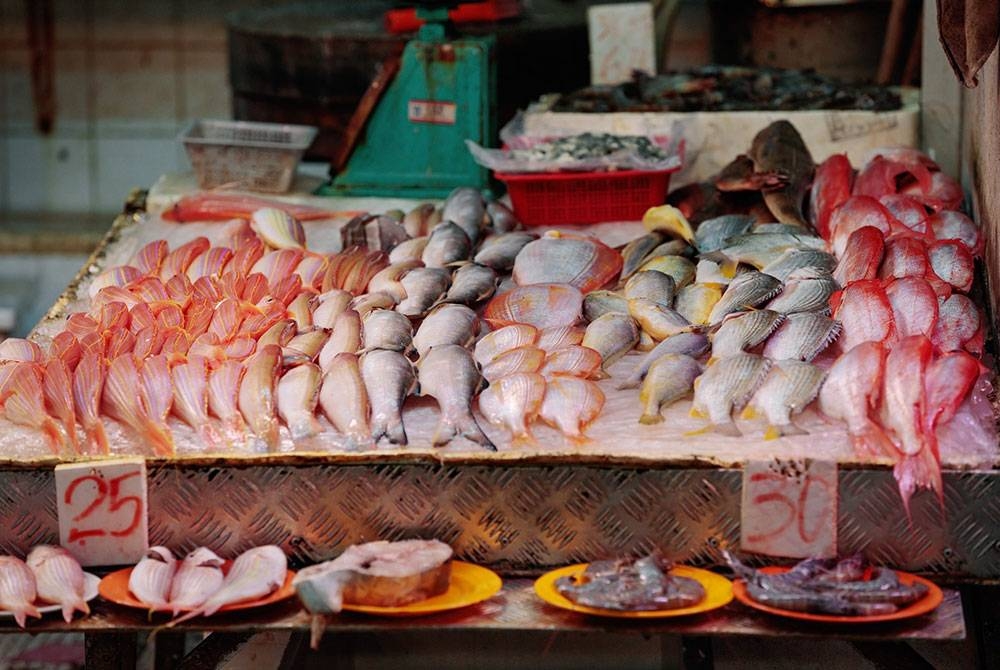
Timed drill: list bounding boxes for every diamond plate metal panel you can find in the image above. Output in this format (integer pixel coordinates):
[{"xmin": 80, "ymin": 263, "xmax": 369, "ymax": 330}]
[{"xmin": 1, "ymin": 464, "xmax": 998, "ymax": 577}]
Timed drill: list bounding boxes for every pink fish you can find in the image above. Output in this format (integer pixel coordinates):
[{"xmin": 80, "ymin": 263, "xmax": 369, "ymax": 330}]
[
  {"xmin": 477, "ymin": 372, "xmax": 547, "ymax": 445},
  {"xmin": 880, "ymin": 335, "xmax": 935, "ymax": 511},
  {"xmin": 854, "ymin": 155, "xmax": 932, "ymax": 198},
  {"xmin": 129, "ymin": 276, "xmax": 170, "ymax": 304},
  {"xmin": 829, "ymin": 196, "xmax": 895, "ymax": 257},
  {"xmin": 103, "ymin": 355, "xmax": 174, "ymax": 456},
  {"xmin": 0, "ymin": 337, "xmax": 43, "ymax": 362},
  {"xmin": 192, "ymin": 275, "xmax": 223, "ymax": 303},
  {"xmin": 186, "ymin": 246, "xmax": 233, "ymax": 281},
  {"xmin": 832, "ymin": 226, "xmax": 884, "ymax": 285},
  {"xmin": 810, "ymin": 154, "xmax": 854, "ymax": 239},
  {"xmin": 0, "ymin": 556, "xmax": 41, "ymax": 628},
  {"xmin": 26, "ymin": 545, "xmax": 90, "ymax": 623},
  {"xmin": 208, "ymin": 360, "xmax": 248, "ymax": 440},
  {"xmin": 72, "ymin": 352, "xmax": 109, "ymax": 455},
  {"xmin": 65, "ymin": 313, "xmax": 99, "ymax": 339},
  {"xmin": 88, "ymin": 265, "xmax": 144, "ymax": 299},
  {"xmin": 225, "ymin": 238, "xmax": 266, "ymax": 277},
  {"xmin": 931, "ymin": 294, "xmax": 981, "ymax": 353},
  {"xmin": 296, "ymin": 253, "xmax": 329, "ymax": 290},
  {"xmin": 879, "ymin": 194, "xmax": 929, "ymax": 233},
  {"xmin": 165, "ymin": 274, "xmax": 194, "ymax": 310},
  {"xmin": 903, "ymin": 171, "xmax": 963, "ymax": 211},
  {"xmin": 168, "ymin": 547, "xmax": 225, "ymax": 615},
  {"xmin": 818, "ymin": 341, "xmax": 895, "ymax": 460},
  {"xmin": 884, "ymin": 277, "xmax": 938, "ymax": 339},
  {"xmin": 132, "ymin": 239, "xmax": 168, "ymax": 275},
  {"xmin": 140, "ymin": 353, "xmax": 174, "ymax": 439},
  {"xmin": 44, "ymin": 359, "xmax": 79, "ymax": 454},
  {"xmin": 878, "ymin": 237, "xmax": 928, "ymax": 281},
  {"xmin": 4, "ymin": 363, "xmax": 64, "ymax": 454},
  {"xmin": 830, "ymin": 280, "xmax": 896, "ymax": 351},
  {"xmin": 927, "ymin": 239, "xmax": 974, "ymax": 292},
  {"xmin": 928, "ymin": 210, "xmax": 981, "ymax": 254},
  {"xmin": 92, "ymin": 286, "xmax": 140, "ymax": 311},
  {"xmin": 128, "ymin": 547, "xmax": 177, "ymax": 612},
  {"xmin": 238, "ymin": 344, "xmax": 282, "ymax": 450},
  {"xmin": 50, "ymin": 331, "xmax": 82, "ymax": 371},
  {"xmin": 539, "ymin": 376, "xmax": 605, "ymax": 445},
  {"xmin": 160, "ymin": 236, "xmax": 210, "ymax": 281},
  {"xmin": 251, "ymin": 249, "xmax": 305, "ymax": 287},
  {"xmin": 161, "ymin": 192, "xmax": 360, "ymax": 223},
  {"xmin": 172, "ymin": 356, "xmax": 224, "ymax": 450}
]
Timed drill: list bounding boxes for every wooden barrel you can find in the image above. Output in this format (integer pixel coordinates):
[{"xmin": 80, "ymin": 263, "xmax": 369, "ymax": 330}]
[{"xmin": 227, "ymin": 1, "xmax": 589, "ymax": 163}]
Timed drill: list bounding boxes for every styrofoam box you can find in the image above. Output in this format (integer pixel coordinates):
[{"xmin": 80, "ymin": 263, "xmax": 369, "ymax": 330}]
[{"xmin": 521, "ymin": 87, "xmax": 920, "ymax": 188}]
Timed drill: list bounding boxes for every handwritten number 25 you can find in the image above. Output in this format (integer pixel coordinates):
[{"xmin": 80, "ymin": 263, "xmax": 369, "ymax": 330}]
[{"xmin": 65, "ymin": 472, "xmax": 142, "ymax": 543}]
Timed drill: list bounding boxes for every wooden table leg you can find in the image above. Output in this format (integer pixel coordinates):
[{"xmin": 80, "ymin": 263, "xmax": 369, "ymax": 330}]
[{"xmin": 85, "ymin": 632, "xmax": 138, "ymax": 670}]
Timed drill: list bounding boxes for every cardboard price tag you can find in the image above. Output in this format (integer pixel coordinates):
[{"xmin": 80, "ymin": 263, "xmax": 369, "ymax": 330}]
[
  {"xmin": 741, "ymin": 459, "xmax": 838, "ymax": 559},
  {"xmin": 54, "ymin": 458, "xmax": 149, "ymax": 567}
]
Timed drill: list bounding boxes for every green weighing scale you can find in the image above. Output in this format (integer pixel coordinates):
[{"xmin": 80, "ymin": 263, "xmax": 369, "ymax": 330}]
[{"xmin": 320, "ymin": 1, "xmax": 497, "ymax": 198}]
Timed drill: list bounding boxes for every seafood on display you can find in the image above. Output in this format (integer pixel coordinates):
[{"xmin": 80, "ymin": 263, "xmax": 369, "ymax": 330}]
[
  {"xmin": 555, "ymin": 554, "xmax": 706, "ymax": 611},
  {"xmin": 725, "ymin": 551, "xmax": 928, "ymax": 616},
  {"xmin": 0, "ymin": 546, "xmax": 91, "ymax": 627}
]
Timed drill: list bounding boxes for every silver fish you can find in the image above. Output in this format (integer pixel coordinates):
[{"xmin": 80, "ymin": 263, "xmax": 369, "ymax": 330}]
[
  {"xmin": 444, "ymin": 263, "xmax": 497, "ymax": 305},
  {"xmin": 422, "ymin": 221, "xmax": 472, "ymax": 267},
  {"xmin": 361, "ymin": 309, "xmax": 413, "ymax": 353},
  {"xmin": 442, "ymin": 187, "xmax": 486, "ymax": 245},
  {"xmin": 350, "ymin": 291, "xmax": 396, "ymax": 318},
  {"xmin": 170, "ymin": 546, "xmax": 287, "ymax": 625},
  {"xmin": 702, "ymin": 232, "xmax": 826, "ymax": 270},
  {"xmin": 168, "ymin": 547, "xmax": 225, "ymax": 616},
  {"xmin": 474, "ymin": 232, "xmax": 535, "ymax": 271},
  {"xmin": 26, "ymin": 545, "xmax": 89, "ymax": 623},
  {"xmin": 418, "ymin": 344, "xmax": 494, "ymax": 449},
  {"xmin": 752, "ymin": 222, "xmax": 810, "ymax": 235},
  {"xmin": 675, "ymin": 283, "xmax": 723, "ymax": 325},
  {"xmin": 618, "ymin": 332, "xmax": 711, "ymax": 389},
  {"xmin": 582, "ymin": 313, "xmax": 639, "ymax": 372},
  {"xmin": 647, "ymin": 239, "xmax": 695, "ymax": 259},
  {"xmin": 276, "ymin": 363, "xmax": 323, "ymax": 441},
  {"xmin": 763, "ymin": 313, "xmax": 842, "ymax": 361},
  {"xmin": 619, "ymin": 232, "xmax": 667, "ymax": 279},
  {"xmin": 413, "ymin": 304, "xmax": 479, "ymax": 358},
  {"xmin": 128, "ymin": 546, "xmax": 176, "ymax": 612},
  {"xmin": 693, "ymin": 215, "xmax": 754, "ymax": 253},
  {"xmin": 637, "ymin": 255, "xmax": 695, "ymax": 289},
  {"xmin": 627, "ymin": 298, "xmax": 693, "ymax": 339},
  {"xmin": 639, "ymin": 354, "xmax": 702, "ymax": 425},
  {"xmin": 319, "ymin": 352, "xmax": 372, "ymax": 450},
  {"xmin": 765, "ymin": 269, "xmax": 838, "ymax": 314},
  {"xmin": 396, "ymin": 267, "xmax": 451, "ymax": 316},
  {"xmin": 710, "ymin": 310, "xmax": 786, "ymax": 360},
  {"xmin": 360, "ymin": 349, "xmax": 416, "ymax": 446},
  {"xmin": 319, "ymin": 310, "xmax": 362, "ymax": 371},
  {"xmin": 477, "ymin": 371, "xmax": 546, "ymax": 445},
  {"xmin": 584, "ymin": 290, "xmax": 629, "ymax": 321},
  {"xmin": 367, "ymin": 261, "xmax": 422, "ymax": 303},
  {"xmin": 486, "ymin": 200, "xmax": 520, "ymax": 233},
  {"xmin": 744, "ymin": 360, "xmax": 826, "ymax": 438},
  {"xmin": 473, "ymin": 324, "xmax": 538, "ymax": 365},
  {"xmin": 760, "ymin": 248, "xmax": 837, "ymax": 282},
  {"xmin": 624, "ymin": 270, "xmax": 675, "ymax": 307},
  {"xmin": 708, "ymin": 271, "xmax": 782, "ymax": 325},
  {"xmin": 690, "ymin": 353, "xmax": 771, "ymax": 436},
  {"xmin": 312, "ymin": 289, "xmax": 353, "ymax": 329},
  {"xmin": 388, "ymin": 236, "xmax": 429, "ymax": 264}
]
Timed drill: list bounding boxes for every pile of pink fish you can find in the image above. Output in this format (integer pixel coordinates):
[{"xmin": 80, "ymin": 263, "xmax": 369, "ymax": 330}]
[
  {"xmin": 813, "ymin": 148, "xmax": 993, "ymax": 511},
  {"xmin": 0, "ymin": 546, "xmax": 90, "ymax": 627}
]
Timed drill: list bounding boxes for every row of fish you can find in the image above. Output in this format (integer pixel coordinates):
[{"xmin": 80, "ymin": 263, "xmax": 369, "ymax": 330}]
[
  {"xmin": 128, "ymin": 544, "xmax": 287, "ymax": 624},
  {"xmin": 0, "ymin": 546, "xmax": 89, "ymax": 627}
]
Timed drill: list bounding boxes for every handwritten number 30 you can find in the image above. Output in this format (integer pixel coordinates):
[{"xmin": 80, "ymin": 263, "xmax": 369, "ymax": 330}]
[{"xmin": 65, "ymin": 472, "xmax": 143, "ymax": 543}]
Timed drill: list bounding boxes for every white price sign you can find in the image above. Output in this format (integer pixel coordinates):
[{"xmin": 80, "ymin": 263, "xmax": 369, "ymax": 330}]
[
  {"xmin": 741, "ymin": 459, "xmax": 838, "ymax": 559},
  {"xmin": 54, "ymin": 458, "xmax": 149, "ymax": 567}
]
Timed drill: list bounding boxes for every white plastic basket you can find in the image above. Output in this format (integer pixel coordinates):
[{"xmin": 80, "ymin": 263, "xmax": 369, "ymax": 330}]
[{"xmin": 179, "ymin": 119, "xmax": 318, "ymax": 193}]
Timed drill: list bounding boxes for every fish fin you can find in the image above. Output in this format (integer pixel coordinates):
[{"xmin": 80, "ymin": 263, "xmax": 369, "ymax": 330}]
[
  {"xmin": 385, "ymin": 419, "xmax": 408, "ymax": 446},
  {"xmin": 763, "ymin": 425, "xmax": 781, "ymax": 441},
  {"xmin": 310, "ymin": 614, "xmax": 329, "ymax": 651},
  {"xmin": 591, "ymin": 368, "xmax": 610, "ymax": 381},
  {"xmin": 639, "ymin": 412, "xmax": 664, "ymax": 426},
  {"xmin": 511, "ymin": 431, "xmax": 538, "ymax": 448},
  {"xmin": 720, "ymin": 258, "xmax": 740, "ymax": 279},
  {"xmin": 86, "ymin": 421, "xmax": 111, "ymax": 456},
  {"xmin": 431, "ymin": 417, "xmax": 458, "ymax": 447},
  {"xmin": 460, "ymin": 415, "xmax": 496, "ymax": 451},
  {"xmin": 849, "ymin": 421, "xmax": 898, "ymax": 461},
  {"xmin": 740, "ymin": 406, "xmax": 758, "ymax": 420},
  {"xmin": 13, "ymin": 603, "xmax": 42, "ymax": 628},
  {"xmin": 688, "ymin": 406, "xmax": 707, "ymax": 419},
  {"xmin": 893, "ymin": 447, "xmax": 943, "ymax": 519},
  {"xmin": 683, "ymin": 425, "xmax": 712, "ymax": 437}
]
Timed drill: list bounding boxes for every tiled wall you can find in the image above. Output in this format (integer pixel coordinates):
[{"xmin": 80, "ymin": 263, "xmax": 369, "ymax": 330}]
[{"xmin": 0, "ymin": 0, "xmax": 245, "ymax": 219}]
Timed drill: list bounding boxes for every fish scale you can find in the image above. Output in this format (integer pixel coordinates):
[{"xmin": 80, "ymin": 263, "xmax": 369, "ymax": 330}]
[
  {"xmin": 690, "ymin": 353, "xmax": 771, "ymax": 436},
  {"xmin": 765, "ymin": 272, "xmax": 837, "ymax": 314},
  {"xmin": 710, "ymin": 310, "xmax": 785, "ymax": 360},
  {"xmin": 708, "ymin": 272, "xmax": 782, "ymax": 324},
  {"xmin": 763, "ymin": 313, "xmax": 842, "ymax": 361},
  {"xmin": 745, "ymin": 360, "xmax": 826, "ymax": 438}
]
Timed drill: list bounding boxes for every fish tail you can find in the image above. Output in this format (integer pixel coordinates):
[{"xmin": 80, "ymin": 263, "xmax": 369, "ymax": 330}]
[
  {"xmin": 616, "ymin": 374, "xmax": 642, "ymax": 391},
  {"xmin": 289, "ymin": 415, "xmax": 322, "ymax": 442},
  {"xmin": 85, "ymin": 420, "xmax": 111, "ymax": 455},
  {"xmin": 13, "ymin": 603, "xmax": 41, "ymax": 628},
  {"xmin": 510, "ymin": 428, "xmax": 538, "ymax": 449},
  {"xmin": 431, "ymin": 416, "xmax": 458, "ymax": 447},
  {"xmin": 62, "ymin": 597, "xmax": 89, "ymax": 623},
  {"xmin": 310, "ymin": 614, "xmax": 329, "ymax": 651},
  {"xmin": 457, "ymin": 413, "xmax": 495, "ymax": 451},
  {"xmin": 712, "ymin": 421, "xmax": 743, "ymax": 438},
  {"xmin": 564, "ymin": 432, "xmax": 592, "ymax": 448},
  {"xmin": 384, "ymin": 416, "xmax": 408, "ymax": 446},
  {"xmin": 143, "ymin": 418, "xmax": 176, "ymax": 457},
  {"xmin": 639, "ymin": 411, "xmax": 664, "ymax": 426},
  {"xmin": 893, "ymin": 446, "xmax": 943, "ymax": 518},
  {"xmin": 41, "ymin": 418, "xmax": 67, "ymax": 456},
  {"xmin": 849, "ymin": 420, "xmax": 898, "ymax": 461}
]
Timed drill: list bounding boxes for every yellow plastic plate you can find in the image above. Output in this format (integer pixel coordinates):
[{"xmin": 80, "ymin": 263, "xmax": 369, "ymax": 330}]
[
  {"xmin": 534, "ymin": 563, "xmax": 733, "ymax": 618},
  {"xmin": 340, "ymin": 561, "xmax": 503, "ymax": 617}
]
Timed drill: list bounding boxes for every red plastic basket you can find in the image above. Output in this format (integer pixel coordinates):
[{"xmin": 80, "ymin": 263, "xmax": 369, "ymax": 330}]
[{"xmin": 494, "ymin": 167, "xmax": 679, "ymax": 226}]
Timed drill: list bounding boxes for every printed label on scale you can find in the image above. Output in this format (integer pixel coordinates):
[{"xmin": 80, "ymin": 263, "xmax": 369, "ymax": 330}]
[
  {"xmin": 54, "ymin": 458, "xmax": 149, "ymax": 567},
  {"xmin": 741, "ymin": 458, "xmax": 838, "ymax": 559},
  {"xmin": 408, "ymin": 100, "xmax": 457, "ymax": 125}
]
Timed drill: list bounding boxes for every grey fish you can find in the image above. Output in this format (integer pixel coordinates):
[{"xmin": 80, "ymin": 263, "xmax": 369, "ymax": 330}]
[
  {"xmin": 403, "ymin": 203, "xmax": 436, "ymax": 237},
  {"xmin": 360, "ymin": 349, "xmax": 416, "ymax": 445},
  {"xmin": 417, "ymin": 344, "xmax": 494, "ymax": 450},
  {"xmin": 749, "ymin": 120, "xmax": 814, "ymax": 229},
  {"xmin": 763, "ymin": 313, "xmax": 842, "ymax": 361},
  {"xmin": 674, "ymin": 283, "xmax": 722, "ymax": 325},
  {"xmin": 396, "ymin": 267, "xmax": 451, "ymax": 317},
  {"xmin": 639, "ymin": 354, "xmax": 702, "ymax": 424},
  {"xmin": 710, "ymin": 310, "xmax": 785, "ymax": 360},
  {"xmin": 647, "ymin": 239, "xmax": 696, "ymax": 258},
  {"xmin": 473, "ymin": 232, "xmax": 536, "ymax": 271},
  {"xmin": 422, "ymin": 222, "xmax": 471, "ymax": 268},
  {"xmin": 584, "ymin": 290, "xmax": 629, "ymax": 321},
  {"xmin": 442, "ymin": 187, "xmax": 486, "ymax": 245},
  {"xmin": 582, "ymin": 313, "xmax": 639, "ymax": 372},
  {"xmin": 752, "ymin": 223, "xmax": 813, "ymax": 235},
  {"xmin": 619, "ymin": 232, "xmax": 667, "ymax": 278},
  {"xmin": 690, "ymin": 353, "xmax": 771, "ymax": 436},
  {"xmin": 554, "ymin": 555, "xmax": 705, "ymax": 612},
  {"xmin": 693, "ymin": 215, "xmax": 754, "ymax": 253},
  {"xmin": 444, "ymin": 263, "xmax": 497, "ymax": 305},
  {"xmin": 744, "ymin": 360, "xmax": 826, "ymax": 437},
  {"xmin": 618, "ymin": 332, "xmax": 711, "ymax": 389},
  {"xmin": 702, "ymin": 232, "xmax": 826, "ymax": 270},
  {"xmin": 412, "ymin": 304, "xmax": 479, "ymax": 358},
  {"xmin": 361, "ymin": 309, "xmax": 413, "ymax": 353},
  {"xmin": 765, "ymin": 269, "xmax": 838, "ymax": 314},
  {"xmin": 708, "ymin": 271, "xmax": 782, "ymax": 324},
  {"xmin": 760, "ymin": 248, "xmax": 837, "ymax": 282},
  {"xmin": 624, "ymin": 270, "xmax": 675, "ymax": 307},
  {"xmin": 627, "ymin": 298, "xmax": 693, "ymax": 339},
  {"xmin": 638, "ymin": 255, "xmax": 696, "ymax": 289},
  {"xmin": 486, "ymin": 200, "xmax": 520, "ymax": 233},
  {"xmin": 388, "ymin": 236, "xmax": 429, "ymax": 264}
]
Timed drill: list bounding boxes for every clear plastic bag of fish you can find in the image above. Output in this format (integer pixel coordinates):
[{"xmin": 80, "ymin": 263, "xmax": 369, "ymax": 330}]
[{"xmin": 466, "ymin": 113, "xmax": 683, "ymax": 173}]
